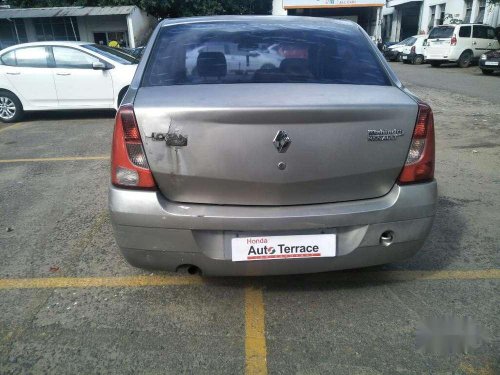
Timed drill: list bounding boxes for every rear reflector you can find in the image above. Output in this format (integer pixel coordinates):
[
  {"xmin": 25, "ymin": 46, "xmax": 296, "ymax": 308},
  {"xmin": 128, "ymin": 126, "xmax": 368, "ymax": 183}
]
[
  {"xmin": 111, "ymin": 105, "xmax": 156, "ymax": 189},
  {"xmin": 398, "ymin": 102, "xmax": 435, "ymax": 184}
]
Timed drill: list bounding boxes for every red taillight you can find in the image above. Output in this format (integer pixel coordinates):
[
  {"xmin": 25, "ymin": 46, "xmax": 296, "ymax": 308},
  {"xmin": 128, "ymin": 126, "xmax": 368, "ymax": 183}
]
[
  {"xmin": 111, "ymin": 105, "xmax": 156, "ymax": 189},
  {"xmin": 398, "ymin": 102, "xmax": 435, "ymax": 184},
  {"xmin": 411, "ymin": 45, "xmax": 416, "ymax": 54},
  {"xmin": 451, "ymin": 35, "xmax": 457, "ymax": 46}
]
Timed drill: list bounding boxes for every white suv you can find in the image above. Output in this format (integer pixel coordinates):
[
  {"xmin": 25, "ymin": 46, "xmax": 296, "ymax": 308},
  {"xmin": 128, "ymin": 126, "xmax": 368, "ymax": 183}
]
[{"xmin": 425, "ymin": 24, "xmax": 499, "ymax": 68}]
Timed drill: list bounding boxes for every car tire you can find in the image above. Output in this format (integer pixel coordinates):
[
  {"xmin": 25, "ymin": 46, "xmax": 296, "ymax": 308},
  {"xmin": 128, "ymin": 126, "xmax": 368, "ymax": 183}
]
[
  {"xmin": 481, "ymin": 69, "xmax": 493, "ymax": 75},
  {"xmin": 0, "ymin": 91, "xmax": 23, "ymax": 123},
  {"xmin": 413, "ymin": 55, "xmax": 424, "ymax": 65},
  {"xmin": 458, "ymin": 51, "xmax": 473, "ymax": 68},
  {"xmin": 430, "ymin": 61, "xmax": 442, "ymax": 67}
]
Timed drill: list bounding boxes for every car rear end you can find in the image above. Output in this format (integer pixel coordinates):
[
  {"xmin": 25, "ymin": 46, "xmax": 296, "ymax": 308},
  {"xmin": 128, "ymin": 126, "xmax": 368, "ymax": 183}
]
[
  {"xmin": 109, "ymin": 17, "xmax": 437, "ymax": 276},
  {"xmin": 425, "ymin": 26, "xmax": 457, "ymax": 63}
]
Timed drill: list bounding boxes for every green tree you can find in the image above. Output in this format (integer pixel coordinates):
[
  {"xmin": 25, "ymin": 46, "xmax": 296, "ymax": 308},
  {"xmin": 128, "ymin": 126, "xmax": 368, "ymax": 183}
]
[{"xmin": 3, "ymin": 0, "xmax": 272, "ymax": 18}]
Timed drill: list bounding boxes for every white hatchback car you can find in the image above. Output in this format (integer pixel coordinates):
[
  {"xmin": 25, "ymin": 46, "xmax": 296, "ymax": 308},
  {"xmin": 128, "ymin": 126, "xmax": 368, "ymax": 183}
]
[
  {"xmin": 425, "ymin": 24, "xmax": 500, "ymax": 68},
  {"xmin": 401, "ymin": 35, "xmax": 427, "ymax": 65},
  {"xmin": 0, "ymin": 41, "xmax": 138, "ymax": 122}
]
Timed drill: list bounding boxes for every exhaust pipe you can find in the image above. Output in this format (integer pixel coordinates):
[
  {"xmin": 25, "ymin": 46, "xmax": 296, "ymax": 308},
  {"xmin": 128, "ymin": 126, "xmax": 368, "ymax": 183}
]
[{"xmin": 380, "ymin": 231, "xmax": 394, "ymax": 247}]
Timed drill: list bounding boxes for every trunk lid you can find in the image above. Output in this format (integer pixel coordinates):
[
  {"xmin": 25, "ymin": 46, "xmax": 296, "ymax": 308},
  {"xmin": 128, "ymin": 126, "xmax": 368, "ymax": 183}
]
[{"xmin": 134, "ymin": 84, "xmax": 418, "ymax": 206}]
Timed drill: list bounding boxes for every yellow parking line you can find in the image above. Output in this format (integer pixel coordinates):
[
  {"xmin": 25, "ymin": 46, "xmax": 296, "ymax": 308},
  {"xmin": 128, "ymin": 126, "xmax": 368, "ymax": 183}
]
[
  {"xmin": 0, "ymin": 156, "xmax": 109, "ymax": 163},
  {"xmin": 245, "ymin": 286, "xmax": 267, "ymax": 375},
  {"xmin": 0, "ymin": 121, "xmax": 28, "ymax": 134},
  {"xmin": 0, "ymin": 269, "xmax": 498, "ymax": 291},
  {"xmin": 380, "ymin": 269, "xmax": 500, "ymax": 281},
  {"xmin": 0, "ymin": 275, "xmax": 203, "ymax": 289}
]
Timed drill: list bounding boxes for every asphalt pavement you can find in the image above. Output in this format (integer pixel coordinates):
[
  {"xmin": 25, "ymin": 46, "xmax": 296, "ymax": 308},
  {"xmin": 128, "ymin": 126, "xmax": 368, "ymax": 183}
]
[
  {"xmin": 391, "ymin": 62, "xmax": 499, "ymax": 104},
  {"xmin": 0, "ymin": 65, "xmax": 499, "ymax": 374}
]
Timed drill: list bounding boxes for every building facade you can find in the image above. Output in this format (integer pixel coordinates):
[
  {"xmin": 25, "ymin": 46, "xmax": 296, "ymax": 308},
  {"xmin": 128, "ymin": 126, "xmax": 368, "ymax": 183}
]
[
  {"xmin": 272, "ymin": 0, "xmax": 386, "ymax": 40},
  {"xmin": 0, "ymin": 6, "xmax": 157, "ymax": 50},
  {"xmin": 383, "ymin": 0, "xmax": 500, "ymax": 42}
]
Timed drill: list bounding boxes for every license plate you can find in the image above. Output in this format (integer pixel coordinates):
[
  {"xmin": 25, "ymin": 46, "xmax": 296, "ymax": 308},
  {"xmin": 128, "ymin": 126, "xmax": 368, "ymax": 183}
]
[
  {"xmin": 231, "ymin": 234, "xmax": 336, "ymax": 262},
  {"xmin": 485, "ymin": 61, "xmax": 498, "ymax": 66},
  {"xmin": 402, "ymin": 55, "xmax": 408, "ymax": 60}
]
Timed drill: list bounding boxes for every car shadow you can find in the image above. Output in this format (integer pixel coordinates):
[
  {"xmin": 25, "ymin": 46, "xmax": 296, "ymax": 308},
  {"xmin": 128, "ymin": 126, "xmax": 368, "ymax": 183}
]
[{"xmin": 22, "ymin": 109, "xmax": 116, "ymax": 122}]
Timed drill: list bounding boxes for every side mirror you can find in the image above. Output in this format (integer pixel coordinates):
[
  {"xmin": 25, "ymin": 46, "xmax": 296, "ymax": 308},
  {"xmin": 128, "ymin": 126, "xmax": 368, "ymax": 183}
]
[{"xmin": 92, "ymin": 61, "xmax": 107, "ymax": 70}]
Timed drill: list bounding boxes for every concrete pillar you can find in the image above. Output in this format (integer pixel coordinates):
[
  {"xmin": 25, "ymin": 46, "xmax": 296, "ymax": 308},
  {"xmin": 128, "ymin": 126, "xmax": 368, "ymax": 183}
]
[
  {"xmin": 471, "ymin": 0, "xmax": 480, "ymax": 23},
  {"xmin": 390, "ymin": 8, "xmax": 399, "ymax": 42},
  {"xmin": 374, "ymin": 7, "xmax": 382, "ymax": 40},
  {"xmin": 126, "ymin": 14, "xmax": 135, "ymax": 48},
  {"xmin": 24, "ymin": 19, "xmax": 37, "ymax": 42}
]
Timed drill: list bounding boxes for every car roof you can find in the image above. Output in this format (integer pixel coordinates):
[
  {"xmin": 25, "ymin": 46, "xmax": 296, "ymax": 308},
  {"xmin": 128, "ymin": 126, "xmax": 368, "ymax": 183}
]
[
  {"xmin": 158, "ymin": 15, "xmax": 360, "ymax": 31},
  {"xmin": 1, "ymin": 41, "xmax": 91, "ymax": 53}
]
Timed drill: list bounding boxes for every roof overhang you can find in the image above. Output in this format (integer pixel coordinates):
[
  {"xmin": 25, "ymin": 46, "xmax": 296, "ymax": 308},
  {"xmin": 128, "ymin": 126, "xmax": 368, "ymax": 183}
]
[
  {"xmin": 387, "ymin": 0, "xmax": 423, "ymax": 7},
  {"xmin": 0, "ymin": 6, "xmax": 137, "ymax": 19},
  {"xmin": 283, "ymin": 0, "xmax": 385, "ymax": 10}
]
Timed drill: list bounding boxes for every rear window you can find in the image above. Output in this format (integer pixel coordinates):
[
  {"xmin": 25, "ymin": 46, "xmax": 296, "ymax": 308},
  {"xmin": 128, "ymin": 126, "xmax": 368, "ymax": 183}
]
[
  {"xmin": 142, "ymin": 21, "xmax": 390, "ymax": 87},
  {"xmin": 405, "ymin": 37, "xmax": 417, "ymax": 46},
  {"xmin": 428, "ymin": 26, "xmax": 455, "ymax": 39}
]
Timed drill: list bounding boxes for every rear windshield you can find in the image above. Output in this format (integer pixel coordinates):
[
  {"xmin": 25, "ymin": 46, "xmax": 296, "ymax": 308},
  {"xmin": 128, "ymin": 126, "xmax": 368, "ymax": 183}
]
[
  {"xmin": 142, "ymin": 21, "xmax": 391, "ymax": 87},
  {"xmin": 428, "ymin": 26, "xmax": 454, "ymax": 39}
]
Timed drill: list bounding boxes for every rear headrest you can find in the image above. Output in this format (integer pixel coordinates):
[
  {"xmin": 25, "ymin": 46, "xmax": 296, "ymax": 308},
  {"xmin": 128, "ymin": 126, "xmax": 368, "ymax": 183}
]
[
  {"xmin": 197, "ymin": 52, "xmax": 227, "ymax": 78},
  {"xmin": 279, "ymin": 58, "xmax": 312, "ymax": 79}
]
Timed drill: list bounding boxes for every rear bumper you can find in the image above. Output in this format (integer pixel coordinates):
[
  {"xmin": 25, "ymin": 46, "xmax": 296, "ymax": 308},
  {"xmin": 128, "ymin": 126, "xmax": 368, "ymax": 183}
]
[
  {"xmin": 384, "ymin": 50, "xmax": 399, "ymax": 60},
  {"xmin": 109, "ymin": 181, "xmax": 437, "ymax": 276}
]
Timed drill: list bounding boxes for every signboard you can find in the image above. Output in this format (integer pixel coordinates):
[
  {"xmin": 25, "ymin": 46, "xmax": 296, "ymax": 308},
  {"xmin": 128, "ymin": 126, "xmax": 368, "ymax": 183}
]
[{"xmin": 283, "ymin": 0, "xmax": 385, "ymax": 8}]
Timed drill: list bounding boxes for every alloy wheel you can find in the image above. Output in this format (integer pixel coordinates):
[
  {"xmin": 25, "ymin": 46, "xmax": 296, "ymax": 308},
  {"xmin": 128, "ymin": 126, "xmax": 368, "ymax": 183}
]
[{"xmin": 0, "ymin": 97, "xmax": 16, "ymax": 120}]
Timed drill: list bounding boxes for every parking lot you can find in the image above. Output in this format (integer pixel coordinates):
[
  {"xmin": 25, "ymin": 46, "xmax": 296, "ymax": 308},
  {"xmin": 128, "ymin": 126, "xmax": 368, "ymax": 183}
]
[{"xmin": 0, "ymin": 66, "xmax": 499, "ymax": 374}]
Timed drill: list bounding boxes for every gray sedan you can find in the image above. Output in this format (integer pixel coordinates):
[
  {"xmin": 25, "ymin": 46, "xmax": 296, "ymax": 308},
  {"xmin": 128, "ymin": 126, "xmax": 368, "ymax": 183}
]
[{"xmin": 109, "ymin": 16, "xmax": 437, "ymax": 276}]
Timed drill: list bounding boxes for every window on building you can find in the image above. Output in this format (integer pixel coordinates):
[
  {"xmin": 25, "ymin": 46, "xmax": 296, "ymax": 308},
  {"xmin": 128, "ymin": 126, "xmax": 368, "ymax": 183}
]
[
  {"xmin": 475, "ymin": 0, "xmax": 486, "ymax": 23},
  {"xmin": 464, "ymin": 0, "xmax": 473, "ymax": 23},
  {"xmin": 52, "ymin": 47, "xmax": 100, "ymax": 69},
  {"xmin": 429, "ymin": 6, "xmax": 436, "ymax": 29},
  {"xmin": 438, "ymin": 4, "xmax": 446, "ymax": 25},
  {"xmin": 33, "ymin": 17, "xmax": 80, "ymax": 41},
  {"xmin": 0, "ymin": 19, "xmax": 28, "ymax": 49}
]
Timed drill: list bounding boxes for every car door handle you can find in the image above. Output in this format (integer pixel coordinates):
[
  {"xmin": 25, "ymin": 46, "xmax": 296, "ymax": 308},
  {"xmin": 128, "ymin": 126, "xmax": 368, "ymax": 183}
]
[
  {"xmin": 472, "ymin": 41, "xmax": 477, "ymax": 45},
  {"xmin": 6, "ymin": 72, "xmax": 20, "ymax": 75},
  {"xmin": 56, "ymin": 72, "xmax": 71, "ymax": 76}
]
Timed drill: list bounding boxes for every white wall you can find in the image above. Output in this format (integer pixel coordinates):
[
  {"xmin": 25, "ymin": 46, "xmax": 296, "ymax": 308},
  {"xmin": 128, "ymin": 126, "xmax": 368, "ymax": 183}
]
[
  {"xmin": 77, "ymin": 15, "xmax": 129, "ymax": 44},
  {"xmin": 126, "ymin": 7, "xmax": 157, "ymax": 47},
  {"xmin": 272, "ymin": 0, "xmax": 287, "ymax": 15}
]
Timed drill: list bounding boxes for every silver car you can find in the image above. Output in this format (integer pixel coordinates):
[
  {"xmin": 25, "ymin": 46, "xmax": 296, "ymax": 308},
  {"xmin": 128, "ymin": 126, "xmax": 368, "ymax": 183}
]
[{"xmin": 109, "ymin": 16, "xmax": 437, "ymax": 276}]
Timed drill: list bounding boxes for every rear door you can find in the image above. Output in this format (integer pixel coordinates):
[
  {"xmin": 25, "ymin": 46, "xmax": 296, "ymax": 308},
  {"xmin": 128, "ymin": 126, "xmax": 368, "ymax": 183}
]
[
  {"xmin": 0, "ymin": 46, "xmax": 58, "ymax": 107},
  {"xmin": 472, "ymin": 25, "xmax": 490, "ymax": 57},
  {"xmin": 456, "ymin": 25, "xmax": 472, "ymax": 56},
  {"xmin": 51, "ymin": 46, "xmax": 114, "ymax": 108}
]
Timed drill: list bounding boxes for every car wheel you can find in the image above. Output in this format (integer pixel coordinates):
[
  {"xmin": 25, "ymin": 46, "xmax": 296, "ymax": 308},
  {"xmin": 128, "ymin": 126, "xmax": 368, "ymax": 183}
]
[
  {"xmin": 396, "ymin": 53, "xmax": 403, "ymax": 62},
  {"xmin": 458, "ymin": 51, "xmax": 473, "ymax": 68},
  {"xmin": 430, "ymin": 61, "xmax": 441, "ymax": 67},
  {"xmin": 481, "ymin": 69, "xmax": 493, "ymax": 75},
  {"xmin": 413, "ymin": 55, "xmax": 424, "ymax": 65},
  {"xmin": 0, "ymin": 92, "xmax": 23, "ymax": 123}
]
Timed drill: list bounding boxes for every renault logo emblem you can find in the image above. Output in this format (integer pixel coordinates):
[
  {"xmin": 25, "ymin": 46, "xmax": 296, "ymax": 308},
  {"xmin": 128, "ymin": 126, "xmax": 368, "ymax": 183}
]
[{"xmin": 273, "ymin": 130, "xmax": 291, "ymax": 153}]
